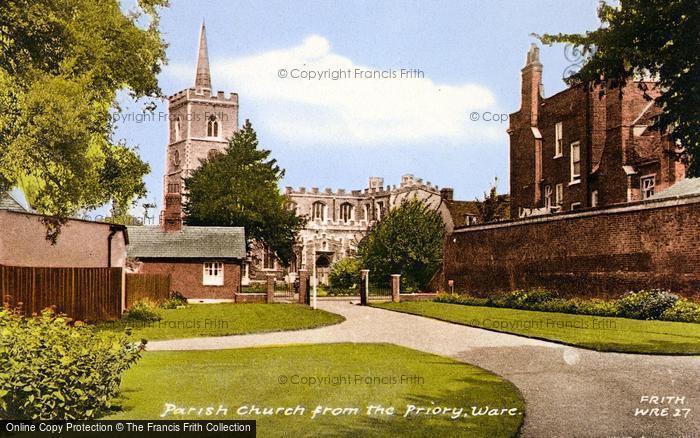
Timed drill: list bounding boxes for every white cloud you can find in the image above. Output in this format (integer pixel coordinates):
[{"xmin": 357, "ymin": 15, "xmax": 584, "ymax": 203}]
[{"xmin": 166, "ymin": 35, "xmax": 506, "ymax": 147}]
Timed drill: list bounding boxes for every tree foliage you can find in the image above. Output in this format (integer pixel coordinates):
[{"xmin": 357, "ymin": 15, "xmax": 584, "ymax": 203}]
[
  {"xmin": 537, "ymin": 0, "xmax": 700, "ymax": 175},
  {"xmin": 184, "ymin": 120, "xmax": 305, "ymax": 265},
  {"xmin": 328, "ymin": 257, "xmax": 361, "ymax": 290},
  {"xmin": 357, "ymin": 198, "xmax": 445, "ymax": 291},
  {"xmin": 0, "ymin": 0, "xmax": 167, "ymax": 223},
  {"xmin": 475, "ymin": 178, "xmax": 508, "ymax": 223}
]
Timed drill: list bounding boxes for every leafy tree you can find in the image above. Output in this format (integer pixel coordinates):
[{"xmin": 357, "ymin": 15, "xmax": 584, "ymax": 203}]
[
  {"xmin": 328, "ymin": 257, "xmax": 361, "ymax": 290},
  {"xmin": 475, "ymin": 177, "xmax": 508, "ymax": 223},
  {"xmin": 537, "ymin": 0, "xmax": 700, "ymax": 175},
  {"xmin": 357, "ymin": 198, "xmax": 445, "ymax": 291},
  {"xmin": 0, "ymin": 0, "xmax": 167, "ymax": 228},
  {"xmin": 184, "ymin": 120, "xmax": 305, "ymax": 264}
]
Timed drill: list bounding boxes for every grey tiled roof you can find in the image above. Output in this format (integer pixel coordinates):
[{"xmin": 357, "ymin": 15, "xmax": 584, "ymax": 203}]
[
  {"xmin": 649, "ymin": 178, "xmax": 700, "ymax": 200},
  {"xmin": 0, "ymin": 192, "xmax": 28, "ymax": 212},
  {"xmin": 127, "ymin": 226, "xmax": 246, "ymax": 259}
]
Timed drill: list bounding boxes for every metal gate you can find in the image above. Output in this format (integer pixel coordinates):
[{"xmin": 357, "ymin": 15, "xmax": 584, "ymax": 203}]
[{"xmin": 274, "ymin": 279, "xmax": 296, "ymax": 302}]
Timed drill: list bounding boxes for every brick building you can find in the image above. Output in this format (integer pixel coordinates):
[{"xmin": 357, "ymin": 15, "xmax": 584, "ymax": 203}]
[
  {"xmin": 129, "ymin": 194, "xmax": 246, "ymax": 301},
  {"xmin": 508, "ymin": 44, "xmax": 685, "ymax": 218}
]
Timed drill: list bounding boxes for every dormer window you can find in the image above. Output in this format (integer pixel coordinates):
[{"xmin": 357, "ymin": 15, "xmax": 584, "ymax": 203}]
[{"xmin": 207, "ymin": 115, "xmax": 219, "ymax": 137}]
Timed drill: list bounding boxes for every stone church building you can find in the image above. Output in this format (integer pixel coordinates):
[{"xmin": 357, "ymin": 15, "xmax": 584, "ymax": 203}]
[
  {"xmin": 279, "ymin": 175, "xmax": 464, "ymax": 285},
  {"xmin": 158, "ymin": 23, "xmax": 476, "ymax": 286}
]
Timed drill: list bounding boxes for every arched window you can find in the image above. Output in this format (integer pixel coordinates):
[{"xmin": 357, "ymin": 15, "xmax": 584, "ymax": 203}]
[
  {"xmin": 207, "ymin": 115, "xmax": 219, "ymax": 137},
  {"xmin": 174, "ymin": 116, "xmax": 181, "ymax": 141},
  {"xmin": 171, "ymin": 149, "xmax": 180, "ymax": 166},
  {"xmin": 312, "ymin": 202, "xmax": 325, "ymax": 221},
  {"xmin": 340, "ymin": 203, "xmax": 353, "ymax": 223},
  {"xmin": 207, "ymin": 148, "xmax": 219, "ymax": 159}
]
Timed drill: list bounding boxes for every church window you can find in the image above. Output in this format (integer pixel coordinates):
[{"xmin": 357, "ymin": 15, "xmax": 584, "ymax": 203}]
[
  {"xmin": 312, "ymin": 202, "xmax": 325, "ymax": 221},
  {"xmin": 207, "ymin": 115, "xmax": 219, "ymax": 137},
  {"xmin": 172, "ymin": 149, "xmax": 180, "ymax": 166},
  {"xmin": 207, "ymin": 148, "xmax": 219, "ymax": 159},
  {"xmin": 174, "ymin": 117, "xmax": 181, "ymax": 141},
  {"xmin": 340, "ymin": 203, "xmax": 353, "ymax": 223},
  {"xmin": 264, "ymin": 249, "xmax": 276, "ymax": 270}
]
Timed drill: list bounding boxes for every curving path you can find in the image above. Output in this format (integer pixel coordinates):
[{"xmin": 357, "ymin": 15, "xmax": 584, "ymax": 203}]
[{"xmin": 149, "ymin": 300, "xmax": 700, "ymax": 437}]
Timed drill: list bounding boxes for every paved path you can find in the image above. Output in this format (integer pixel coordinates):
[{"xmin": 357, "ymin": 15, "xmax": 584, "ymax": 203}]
[{"xmin": 149, "ymin": 300, "xmax": 700, "ymax": 437}]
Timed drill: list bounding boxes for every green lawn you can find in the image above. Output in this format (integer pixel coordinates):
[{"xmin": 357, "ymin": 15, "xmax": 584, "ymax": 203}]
[
  {"xmin": 108, "ymin": 343, "xmax": 524, "ymax": 437},
  {"xmin": 97, "ymin": 303, "xmax": 344, "ymax": 341},
  {"xmin": 374, "ymin": 302, "xmax": 700, "ymax": 355}
]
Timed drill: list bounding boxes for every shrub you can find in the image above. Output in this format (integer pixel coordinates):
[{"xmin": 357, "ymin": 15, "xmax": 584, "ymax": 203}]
[
  {"xmin": 497, "ymin": 289, "xmax": 556, "ymax": 309},
  {"xmin": 435, "ymin": 292, "xmax": 489, "ymax": 306},
  {"xmin": 617, "ymin": 289, "xmax": 678, "ymax": 320},
  {"xmin": 660, "ymin": 299, "xmax": 700, "ymax": 323},
  {"xmin": 0, "ymin": 307, "xmax": 143, "ymax": 420},
  {"xmin": 160, "ymin": 291, "xmax": 188, "ymax": 309},
  {"xmin": 124, "ymin": 299, "xmax": 161, "ymax": 322},
  {"xmin": 328, "ymin": 258, "xmax": 361, "ymax": 291}
]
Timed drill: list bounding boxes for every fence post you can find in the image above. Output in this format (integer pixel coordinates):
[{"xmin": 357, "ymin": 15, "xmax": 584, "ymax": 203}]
[
  {"xmin": 360, "ymin": 269, "xmax": 369, "ymax": 306},
  {"xmin": 120, "ymin": 268, "xmax": 127, "ymax": 314},
  {"xmin": 266, "ymin": 274, "xmax": 275, "ymax": 304},
  {"xmin": 391, "ymin": 274, "xmax": 401, "ymax": 303},
  {"xmin": 298, "ymin": 270, "xmax": 308, "ymax": 304}
]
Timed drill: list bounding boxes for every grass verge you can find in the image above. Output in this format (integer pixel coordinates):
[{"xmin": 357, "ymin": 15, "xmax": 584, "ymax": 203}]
[
  {"xmin": 97, "ymin": 303, "xmax": 344, "ymax": 341},
  {"xmin": 373, "ymin": 301, "xmax": 700, "ymax": 355},
  {"xmin": 107, "ymin": 343, "xmax": 524, "ymax": 437}
]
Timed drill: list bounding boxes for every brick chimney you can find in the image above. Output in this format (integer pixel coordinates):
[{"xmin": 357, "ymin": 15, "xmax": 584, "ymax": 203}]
[
  {"xmin": 162, "ymin": 193, "xmax": 183, "ymax": 232},
  {"xmin": 440, "ymin": 187, "xmax": 454, "ymax": 201},
  {"xmin": 521, "ymin": 43, "xmax": 543, "ymax": 127}
]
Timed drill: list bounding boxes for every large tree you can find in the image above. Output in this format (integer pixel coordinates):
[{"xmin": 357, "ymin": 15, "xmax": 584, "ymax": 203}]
[
  {"xmin": 357, "ymin": 198, "xmax": 445, "ymax": 291},
  {"xmin": 0, "ymin": 0, "xmax": 167, "ymax": 228},
  {"xmin": 475, "ymin": 177, "xmax": 509, "ymax": 223},
  {"xmin": 538, "ymin": 0, "xmax": 700, "ymax": 175},
  {"xmin": 184, "ymin": 120, "xmax": 305, "ymax": 264}
]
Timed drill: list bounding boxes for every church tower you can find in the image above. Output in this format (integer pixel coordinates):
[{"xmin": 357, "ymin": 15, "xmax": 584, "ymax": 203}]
[{"xmin": 163, "ymin": 21, "xmax": 239, "ymax": 217}]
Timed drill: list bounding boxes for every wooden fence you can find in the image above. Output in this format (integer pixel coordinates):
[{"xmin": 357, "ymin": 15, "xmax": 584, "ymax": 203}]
[
  {"xmin": 0, "ymin": 264, "xmax": 122, "ymax": 321},
  {"xmin": 125, "ymin": 273, "xmax": 171, "ymax": 308}
]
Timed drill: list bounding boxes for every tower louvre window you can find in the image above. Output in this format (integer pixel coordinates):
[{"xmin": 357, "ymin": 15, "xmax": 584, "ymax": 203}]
[{"xmin": 207, "ymin": 115, "xmax": 219, "ymax": 137}]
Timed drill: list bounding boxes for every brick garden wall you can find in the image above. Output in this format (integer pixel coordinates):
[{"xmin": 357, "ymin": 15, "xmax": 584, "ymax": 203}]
[{"xmin": 444, "ymin": 196, "xmax": 700, "ymax": 299}]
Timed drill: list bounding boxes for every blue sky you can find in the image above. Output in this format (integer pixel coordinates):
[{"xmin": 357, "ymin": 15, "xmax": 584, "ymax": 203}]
[{"xmin": 111, "ymin": 0, "xmax": 601, "ymax": 219}]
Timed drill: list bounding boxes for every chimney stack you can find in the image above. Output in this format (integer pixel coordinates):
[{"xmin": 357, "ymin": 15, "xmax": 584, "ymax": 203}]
[
  {"xmin": 162, "ymin": 193, "xmax": 183, "ymax": 232},
  {"xmin": 521, "ymin": 43, "xmax": 543, "ymax": 127},
  {"xmin": 440, "ymin": 188, "xmax": 454, "ymax": 201}
]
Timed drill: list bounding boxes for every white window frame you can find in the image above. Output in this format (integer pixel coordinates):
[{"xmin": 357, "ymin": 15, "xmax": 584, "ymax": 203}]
[
  {"xmin": 591, "ymin": 190, "xmax": 599, "ymax": 207},
  {"xmin": 570, "ymin": 202, "xmax": 582, "ymax": 210},
  {"xmin": 555, "ymin": 183, "xmax": 563, "ymax": 205},
  {"xmin": 640, "ymin": 175, "xmax": 656, "ymax": 199},
  {"xmin": 203, "ymin": 262, "xmax": 224, "ymax": 286},
  {"xmin": 570, "ymin": 141, "xmax": 581, "ymax": 183},
  {"xmin": 554, "ymin": 122, "xmax": 563, "ymax": 158},
  {"xmin": 544, "ymin": 185, "xmax": 553, "ymax": 209}
]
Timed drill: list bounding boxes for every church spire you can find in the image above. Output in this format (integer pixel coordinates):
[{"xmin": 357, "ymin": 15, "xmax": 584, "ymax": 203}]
[{"xmin": 194, "ymin": 20, "xmax": 211, "ymax": 93}]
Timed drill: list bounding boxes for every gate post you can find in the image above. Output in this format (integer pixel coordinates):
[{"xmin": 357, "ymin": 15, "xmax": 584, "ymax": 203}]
[
  {"xmin": 266, "ymin": 274, "xmax": 275, "ymax": 304},
  {"xmin": 391, "ymin": 274, "xmax": 401, "ymax": 303},
  {"xmin": 298, "ymin": 270, "xmax": 308, "ymax": 304},
  {"xmin": 360, "ymin": 269, "xmax": 369, "ymax": 306}
]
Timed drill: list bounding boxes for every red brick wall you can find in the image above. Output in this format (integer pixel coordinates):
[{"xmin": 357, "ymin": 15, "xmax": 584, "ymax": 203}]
[
  {"xmin": 445, "ymin": 197, "xmax": 700, "ymax": 299},
  {"xmin": 137, "ymin": 259, "xmax": 241, "ymax": 300}
]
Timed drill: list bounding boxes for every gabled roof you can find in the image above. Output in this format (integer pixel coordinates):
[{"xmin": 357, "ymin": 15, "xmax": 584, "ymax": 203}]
[
  {"xmin": 127, "ymin": 226, "xmax": 246, "ymax": 259},
  {"xmin": 649, "ymin": 178, "xmax": 700, "ymax": 200},
  {"xmin": 0, "ymin": 192, "xmax": 29, "ymax": 212}
]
